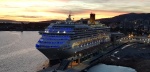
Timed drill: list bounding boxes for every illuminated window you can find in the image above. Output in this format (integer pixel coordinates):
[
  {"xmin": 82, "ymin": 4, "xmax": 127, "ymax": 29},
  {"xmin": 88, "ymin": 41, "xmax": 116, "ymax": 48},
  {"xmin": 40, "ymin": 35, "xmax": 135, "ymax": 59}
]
[
  {"xmin": 63, "ymin": 31, "xmax": 66, "ymax": 33},
  {"xmin": 57, "ymin": 31, "xmax": 60, "ymax": 33}
]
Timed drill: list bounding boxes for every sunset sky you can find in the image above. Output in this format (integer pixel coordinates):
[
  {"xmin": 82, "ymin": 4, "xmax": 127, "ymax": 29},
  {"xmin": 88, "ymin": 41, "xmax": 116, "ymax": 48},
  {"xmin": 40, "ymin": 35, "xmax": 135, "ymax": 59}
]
[{"xmin": 0, "ymin": 0, "xmax": 150, "ymax": 22}]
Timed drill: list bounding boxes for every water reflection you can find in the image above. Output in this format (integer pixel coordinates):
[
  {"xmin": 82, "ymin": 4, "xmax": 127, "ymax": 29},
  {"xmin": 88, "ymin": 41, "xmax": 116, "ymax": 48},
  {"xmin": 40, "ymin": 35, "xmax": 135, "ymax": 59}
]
[
  {"xmin": 0, "ymin": 31, "xmax": 48, "ymax": 72},
  {"xmin": 88, "ymin": 64, "xmax": 136, "ymax": 72}
]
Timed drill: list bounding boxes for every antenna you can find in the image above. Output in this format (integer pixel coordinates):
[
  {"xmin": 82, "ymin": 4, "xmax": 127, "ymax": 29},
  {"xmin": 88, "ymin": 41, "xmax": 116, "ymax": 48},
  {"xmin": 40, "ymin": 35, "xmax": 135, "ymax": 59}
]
[
  {"xmin": 68, "ymin": 11, "xmax": 72, "ymax": 18},
  {"xmin": 66, "ymin": 11, "xmax": 74, "ymax": 23}
]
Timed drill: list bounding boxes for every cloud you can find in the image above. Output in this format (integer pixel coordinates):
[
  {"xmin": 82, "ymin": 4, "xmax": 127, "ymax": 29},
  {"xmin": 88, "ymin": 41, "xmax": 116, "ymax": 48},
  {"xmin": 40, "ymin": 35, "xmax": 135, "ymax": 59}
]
[
  {"xmin": 17, "ymin": 15, "xmax": 42, "ymax": 18},
  {"xmin": 0, "ymin": 0, "xmax": 149, "ymax": 22},
  {"xmin": 79, "ymin": 0, "xmax": 111, "ymax": 3}
]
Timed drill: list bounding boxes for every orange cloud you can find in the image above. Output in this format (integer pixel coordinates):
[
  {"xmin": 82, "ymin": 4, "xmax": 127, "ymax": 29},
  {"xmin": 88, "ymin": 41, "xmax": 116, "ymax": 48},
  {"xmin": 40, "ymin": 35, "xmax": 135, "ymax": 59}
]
[{"xmin": 0, "ymin": 0, "xmax": 149, "ymax": 22}]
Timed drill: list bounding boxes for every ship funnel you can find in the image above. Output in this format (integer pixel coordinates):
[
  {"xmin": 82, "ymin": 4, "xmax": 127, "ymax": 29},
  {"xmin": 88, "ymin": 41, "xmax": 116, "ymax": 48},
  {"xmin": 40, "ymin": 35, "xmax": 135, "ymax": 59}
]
[{"xmin": 88, "ymin": 13, "xmax": 95, "ymax": 24}]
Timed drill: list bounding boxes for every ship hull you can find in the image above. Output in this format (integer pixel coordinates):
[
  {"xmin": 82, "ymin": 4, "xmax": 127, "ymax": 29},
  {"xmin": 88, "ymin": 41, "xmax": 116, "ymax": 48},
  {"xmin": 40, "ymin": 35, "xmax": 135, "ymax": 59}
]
[
  {"xmin": 37, "ymin": 48, "xmax": 73, "ymax": 60},
  {"xmin": 37, "ymin": 42, "xmax": 110, "ymax": 60}
]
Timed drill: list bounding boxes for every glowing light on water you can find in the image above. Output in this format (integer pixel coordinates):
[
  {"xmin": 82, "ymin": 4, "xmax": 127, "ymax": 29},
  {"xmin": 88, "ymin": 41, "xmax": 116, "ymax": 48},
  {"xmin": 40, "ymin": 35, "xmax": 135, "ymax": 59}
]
[{"xmin": 88, "ymin": 64, "xmax": 136, "ymax": 72}]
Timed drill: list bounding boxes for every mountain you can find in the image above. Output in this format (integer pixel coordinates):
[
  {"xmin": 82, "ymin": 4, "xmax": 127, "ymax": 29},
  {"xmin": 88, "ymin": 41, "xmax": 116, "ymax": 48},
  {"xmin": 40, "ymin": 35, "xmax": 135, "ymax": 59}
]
[
  {"xmin": 0, "ymin": 13, "xmax": 149, "ymax": 24},
  {"xmin": 98, "ymin": 13, "xmax": 150, "ymax": 24},
  {"xmin": 0, "ymin": 19, "xmax": 18, "ymax": 22},
  {"xmin": 40, "ymin": 20, "xmax": 64, "ymax": 23}
]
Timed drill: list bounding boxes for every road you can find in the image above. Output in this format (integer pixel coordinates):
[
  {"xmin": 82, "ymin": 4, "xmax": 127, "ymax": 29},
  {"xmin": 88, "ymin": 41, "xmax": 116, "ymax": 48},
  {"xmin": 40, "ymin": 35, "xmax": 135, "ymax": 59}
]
[{"xmin": 110, "ymin": 42, "xmax": 150, "ymax": 60}]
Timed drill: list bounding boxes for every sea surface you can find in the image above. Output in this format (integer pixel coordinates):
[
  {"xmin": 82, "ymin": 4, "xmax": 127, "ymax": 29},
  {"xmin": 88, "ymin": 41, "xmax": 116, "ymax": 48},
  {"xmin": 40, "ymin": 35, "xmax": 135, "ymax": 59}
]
[
  {"xmin": 0, "ymin": 31, "xmax": 48, "ymax": 72},
  {"xmin": 88, "ymin": 64, "xmax": 136, "ymax": 72}
]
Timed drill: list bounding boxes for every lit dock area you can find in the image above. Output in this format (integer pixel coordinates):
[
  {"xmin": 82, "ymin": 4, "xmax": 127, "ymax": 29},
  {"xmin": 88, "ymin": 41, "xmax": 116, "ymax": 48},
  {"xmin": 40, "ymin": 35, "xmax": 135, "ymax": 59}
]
[{"xmin": 39, "ymin": 57, "xmax": 92, "ymax": 72}]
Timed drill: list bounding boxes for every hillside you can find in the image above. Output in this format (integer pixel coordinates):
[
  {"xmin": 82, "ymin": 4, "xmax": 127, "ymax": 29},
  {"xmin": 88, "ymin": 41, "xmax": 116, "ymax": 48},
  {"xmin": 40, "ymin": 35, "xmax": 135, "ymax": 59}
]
[{"xmin": 98, "ymin": 13, "xmax": 150, "ymax": 24}]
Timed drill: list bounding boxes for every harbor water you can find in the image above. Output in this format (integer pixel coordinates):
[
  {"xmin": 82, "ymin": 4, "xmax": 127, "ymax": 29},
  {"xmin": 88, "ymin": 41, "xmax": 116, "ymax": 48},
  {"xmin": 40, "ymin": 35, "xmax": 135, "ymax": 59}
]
[
  {"xmin": 88, "ymin": 64, "xmax": 136, "ymax": 72},
  {"xmin": 0, "ymin": 31, "xmax": 48, "ymax": 72}
]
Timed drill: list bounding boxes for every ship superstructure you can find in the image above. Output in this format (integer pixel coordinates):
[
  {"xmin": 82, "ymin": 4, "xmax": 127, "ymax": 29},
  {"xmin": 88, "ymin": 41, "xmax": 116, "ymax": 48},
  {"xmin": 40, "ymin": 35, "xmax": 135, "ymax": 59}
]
[{"xmin": 36, "ymin": 14, "xmax": 110, "ymax": 60}]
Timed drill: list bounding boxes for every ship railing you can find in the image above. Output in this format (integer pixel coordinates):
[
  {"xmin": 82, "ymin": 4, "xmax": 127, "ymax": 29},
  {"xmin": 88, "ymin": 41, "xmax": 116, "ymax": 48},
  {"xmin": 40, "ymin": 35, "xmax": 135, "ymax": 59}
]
[
  {"xmin": 70, "ymin": 36, "xmax": 108, "ymax": 48},
  {"xmin": 72, "ymin": 41, "xmax": 102, "ymax": 50}
]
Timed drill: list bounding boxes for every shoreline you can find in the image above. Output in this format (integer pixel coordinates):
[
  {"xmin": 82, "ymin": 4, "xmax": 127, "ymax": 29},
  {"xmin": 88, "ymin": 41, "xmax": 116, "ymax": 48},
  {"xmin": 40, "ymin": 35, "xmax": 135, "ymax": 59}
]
[{"xmin": 82, "ymin": 42, "xmax": 150, "ymax": 72}]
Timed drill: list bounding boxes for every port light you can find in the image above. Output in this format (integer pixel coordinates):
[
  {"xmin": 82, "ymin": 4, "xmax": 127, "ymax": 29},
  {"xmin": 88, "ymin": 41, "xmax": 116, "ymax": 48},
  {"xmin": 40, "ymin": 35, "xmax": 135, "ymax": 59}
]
[
  {"xmin": 57, "ymin": 31, "xmax": 60, "ymax": 33},
  {"xmin": 45, "ymin": 31, "xmax": 49, "ymax": 33},
  {"xmin": 63, "ymin": 31, "xmax": 66, "ymax": 33}
]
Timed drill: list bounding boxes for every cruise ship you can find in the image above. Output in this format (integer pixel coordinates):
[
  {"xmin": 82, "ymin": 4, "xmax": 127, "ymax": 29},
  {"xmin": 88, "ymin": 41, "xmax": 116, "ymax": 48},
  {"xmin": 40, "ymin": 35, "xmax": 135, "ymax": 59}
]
[{"xmin": 36, "ymin": 14, "xmax": 110, "ymax": 60}]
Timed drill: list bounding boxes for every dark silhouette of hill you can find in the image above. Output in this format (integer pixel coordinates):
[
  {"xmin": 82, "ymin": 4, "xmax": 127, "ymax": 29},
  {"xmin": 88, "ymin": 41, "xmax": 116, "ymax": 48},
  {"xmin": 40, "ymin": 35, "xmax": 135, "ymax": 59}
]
[
  {"xmin": 0, "ymin": 19, "xmax": 18, "ymax": 22},
  {"xmin": 40, "ymin": 20, "xmax": 64, "ymax": 23},
  {"xmin": 74, "ymin": 13, "xmax": 150, "ymax": 25},
  {"xmin": 0, "ymin": 13, "xmax": 150, "ymax": 23},
  {"xmin": 98, "ymin": 13, "xmax": 150, "ymax": 24}
]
